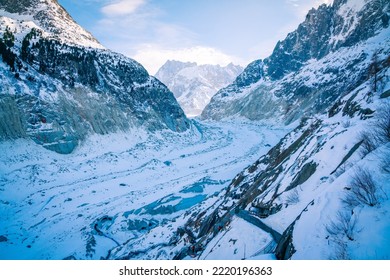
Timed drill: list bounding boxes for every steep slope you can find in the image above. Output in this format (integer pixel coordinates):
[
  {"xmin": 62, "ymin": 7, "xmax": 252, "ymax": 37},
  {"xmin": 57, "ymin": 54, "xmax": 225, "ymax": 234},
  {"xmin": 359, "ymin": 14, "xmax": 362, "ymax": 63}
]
[
  {"xmin": 202, "ymin": 0, "xmax": 390, "ymax": 124},
  {"xmin": 194, "ymin": 79, "xmax": 390, "ymax": 260},
  {"xmin": 115, "ymin": 61, "xmax": 389, "ymax": 260},
  {"xmin": 105, "ymin": 0, "xmax": 390, "ymax": 260},
  {"xmin": 0, "ymin": 0, "xmax": 103, "ymax": 49},
  {"xmin": 155, "ymin": 60, "xmax": 242, "ymax": 117},
  {"xmin": 0, "ymin": 0, "xmax": 190, "ymax": 153}
]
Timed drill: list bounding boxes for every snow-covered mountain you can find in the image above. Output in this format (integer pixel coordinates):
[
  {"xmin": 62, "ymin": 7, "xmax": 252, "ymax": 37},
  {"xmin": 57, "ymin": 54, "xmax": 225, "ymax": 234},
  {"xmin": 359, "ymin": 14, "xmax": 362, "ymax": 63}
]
[
  {"xmin": 162, "ymin": 0, "xmax": 389, "ymax": 260},
  {"xmin": 1, "ymin": 0, "xmax": 389, "ymax": 261},
  {"xmin": 0, "ymin": 0, "xmax": 190, "ymax": 154},
  {"xmin": 0, "ymin": 0, "xmax": 103, "ymax": 49},
  {"xmin": 202, "ymin": 0, "xmax": 390, "ymax": 124},
  {"xmin": 155, "ymin": 61, "xmax": 242, "ymax": 117},
  {"xmin": 109, "ymin": 0, "xmax": 390, "ymax": 260}
]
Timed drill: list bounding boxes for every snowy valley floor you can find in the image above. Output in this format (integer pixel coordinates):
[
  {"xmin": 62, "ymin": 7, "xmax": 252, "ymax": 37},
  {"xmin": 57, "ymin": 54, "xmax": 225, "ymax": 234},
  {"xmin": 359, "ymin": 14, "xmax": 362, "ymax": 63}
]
[{"xmin": 0, "ymin": 120, "xmax": 290, "ymax": 260}]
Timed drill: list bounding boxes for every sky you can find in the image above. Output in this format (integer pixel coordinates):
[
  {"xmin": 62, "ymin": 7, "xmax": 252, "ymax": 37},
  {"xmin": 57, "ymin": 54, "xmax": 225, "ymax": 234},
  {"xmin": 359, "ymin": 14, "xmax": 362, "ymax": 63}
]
[{"xmin": 57, "ymin": 0, "xmax": 333, "ymax": 75}]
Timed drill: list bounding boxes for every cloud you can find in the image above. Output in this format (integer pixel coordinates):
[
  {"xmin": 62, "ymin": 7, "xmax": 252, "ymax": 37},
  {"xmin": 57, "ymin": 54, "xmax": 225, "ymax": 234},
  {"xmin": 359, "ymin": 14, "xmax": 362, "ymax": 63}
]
[
  {"xmin": 286, "ymin": 0, "xmax": 333, "ymax": 8},
  {"xmin": 94, "ymin": 1, "xmax": 257, "ymax": 74},
  {"xmin": 101, "ymin": 0, "xmax": 146, "ymax": 17},
  {"xmin": 132, "ymin": 45, "xmax": 245, "ymax": 75},
  {"xmin": 285, "ymin": 0, "xmax": 334, "ymax": 20},
  {"xmin": 95, "ymin": 1, "xmax": 195, "ymax": 46},
  {"xmin": 315, "ymin": 0, "xmax": 334, "ymax": 7},
  {"xmin": 94, "ymin": 1, "xmax": 227, "ymax": 74},
  {"xmin": 286, "ymin": 0, "xmax": 299, "ymax": 7}
]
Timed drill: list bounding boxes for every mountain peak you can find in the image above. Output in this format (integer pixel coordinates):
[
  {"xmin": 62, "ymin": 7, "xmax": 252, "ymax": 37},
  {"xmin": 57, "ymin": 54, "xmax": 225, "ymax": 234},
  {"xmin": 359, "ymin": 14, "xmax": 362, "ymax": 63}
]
[
  {"xmin": 0, "ymin": 0, "xmax": 189, "ymax": 153},
  {"xmin": 164, "ymin": 59, "xmax": 197, "ymax": 69},
  {"xmin": 156, "ymin": 60, "xmax": 243, "ymax": 117},
  {"xmin": 0, "ymin": 0, "xmax": 39, "ymax": 14},
  {"xmin": 202, "ymin": 0, "xmax": 390, "ymax": 122},
  {"xmin": 154, "ymin": 60, "xmax": 197, "ymax": 82},
  {"xmin": 0, "ymin": 0, "xmax": 103, "ymax": 49}
]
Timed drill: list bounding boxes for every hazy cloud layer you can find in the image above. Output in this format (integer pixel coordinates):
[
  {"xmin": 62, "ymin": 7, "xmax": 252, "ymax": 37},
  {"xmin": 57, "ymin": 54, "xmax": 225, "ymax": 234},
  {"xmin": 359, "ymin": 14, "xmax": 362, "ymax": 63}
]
[
  {"xmin": 101, "ymin": 0, "xmax": 146, "ymax": 16},
  {"xmin": 59, "ymin": 0, "xmax": 336, "ymax": 74}
]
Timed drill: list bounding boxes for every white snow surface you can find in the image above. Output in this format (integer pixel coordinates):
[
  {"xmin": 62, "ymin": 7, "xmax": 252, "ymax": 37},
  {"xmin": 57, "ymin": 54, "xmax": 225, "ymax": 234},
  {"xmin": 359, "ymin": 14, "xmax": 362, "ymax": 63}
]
[
  {"xmin": 254, "ymin": 85, "xmax": 390, "ymax": 260},
  {"xmin": 0, "ymin": 120, "xmax": 288, "ymax": 259},
  {"xmin": 0, "ymin": 0, "xmax": 103, "ymax": 50},
  {"xmin": 0, "ymin": 0, "xmax": 389, "ymax": 261},
  {"xmin": 198, "ymin": 216, "xmax": 274, "ymax": 260},
  {"xmin": 329, "ymin": 0, "xmax": 368, "ymax": 45},
  {"xmin": 1, "ymin": 74, "xmax": 389, "ymax": 261}
]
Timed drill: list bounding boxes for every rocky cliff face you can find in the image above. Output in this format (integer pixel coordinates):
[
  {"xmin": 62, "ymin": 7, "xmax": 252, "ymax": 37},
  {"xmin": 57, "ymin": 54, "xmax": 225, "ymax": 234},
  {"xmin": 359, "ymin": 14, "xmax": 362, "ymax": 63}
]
[
  {"xmin": 135, "ymin": 66, "xmax": 389, "ymax": 260},
  {"xmin": 0, "ymin": 0, "xmax": 190, "ymax": 153},
  {"xmin": 202, "ymin": 0, "xmax": 390, "ymax": 123},
  {"xmin": 174, "ymin": 0, "xmax": 390, "ymax": 260},
  {"xmin": 155, "ymin": 60, "xmax": 242, "ymax": 117}
]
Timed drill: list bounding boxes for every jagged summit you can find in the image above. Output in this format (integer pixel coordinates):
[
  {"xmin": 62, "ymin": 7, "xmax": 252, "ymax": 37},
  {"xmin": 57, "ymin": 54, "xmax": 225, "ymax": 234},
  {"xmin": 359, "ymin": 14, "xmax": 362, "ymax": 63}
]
[
  {"xmin": 202, "ymin": 0, "xmax": 390, "ymax": 123},
  {"xmin": 155, "ymin": 60, "xmax": 197, "ymax": 84},
  {"xmin": 265, "ymin": 0, "xmax": 389, "ymax": 80},
  {"xmin": 156, "ymin": 60, "xmax": 243, "ymax": 117},
  {"xmin": 0, "ymin": 0, "xmax": 103, "ymax": 49}
]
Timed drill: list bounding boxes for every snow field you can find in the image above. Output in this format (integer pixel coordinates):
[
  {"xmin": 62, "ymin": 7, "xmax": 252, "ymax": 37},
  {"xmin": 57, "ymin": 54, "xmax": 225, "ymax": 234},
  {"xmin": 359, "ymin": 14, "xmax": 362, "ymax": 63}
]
[{"xmin": 0, "ymin": 120, "xmax": 289, "ymax": 259}]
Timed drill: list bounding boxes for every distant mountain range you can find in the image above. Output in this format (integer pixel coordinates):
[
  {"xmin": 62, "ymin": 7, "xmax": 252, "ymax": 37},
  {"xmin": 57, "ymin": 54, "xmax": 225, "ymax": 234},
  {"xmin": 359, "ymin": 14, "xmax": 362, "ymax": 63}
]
[{"xmin": 155, "ymin": 61, "xmax": 242, "ymax": 117}]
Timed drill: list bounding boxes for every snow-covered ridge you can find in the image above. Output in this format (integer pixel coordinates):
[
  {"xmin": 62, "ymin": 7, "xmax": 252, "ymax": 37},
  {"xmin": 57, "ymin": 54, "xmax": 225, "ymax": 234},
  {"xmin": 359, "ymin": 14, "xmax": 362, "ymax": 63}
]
[
  {"xmin": 202, "ymin": 0, "xmax": 390, "ymax": 122},
  {"xmin": 329, "ymin": 0, "xmax": 368, "ymax": 45},
  {"xmin": 157, "ymin": 70, "xmax": 390, "ymax": 260},
  {"xmin": 0, "ymin": 0, "xmax": 103, "ymax": 49},
  {"xmin": 0, "ymin": 0, "xmax": 190, "ymax": 154},
  {"xmin": 155, "ymin": 60, "xmax": 243, "ymax": 117}
]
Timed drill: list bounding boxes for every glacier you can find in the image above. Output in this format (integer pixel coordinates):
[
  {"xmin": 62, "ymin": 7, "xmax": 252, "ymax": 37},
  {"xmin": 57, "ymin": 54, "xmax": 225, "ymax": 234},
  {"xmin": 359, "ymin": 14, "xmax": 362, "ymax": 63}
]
[
  {"xmin": 0, "ymin": 120, "xmax": 290, "ymax": 259},
  {"xmin": 0, "ymin": 0, "xmax": 389, "ymax": 260}
]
